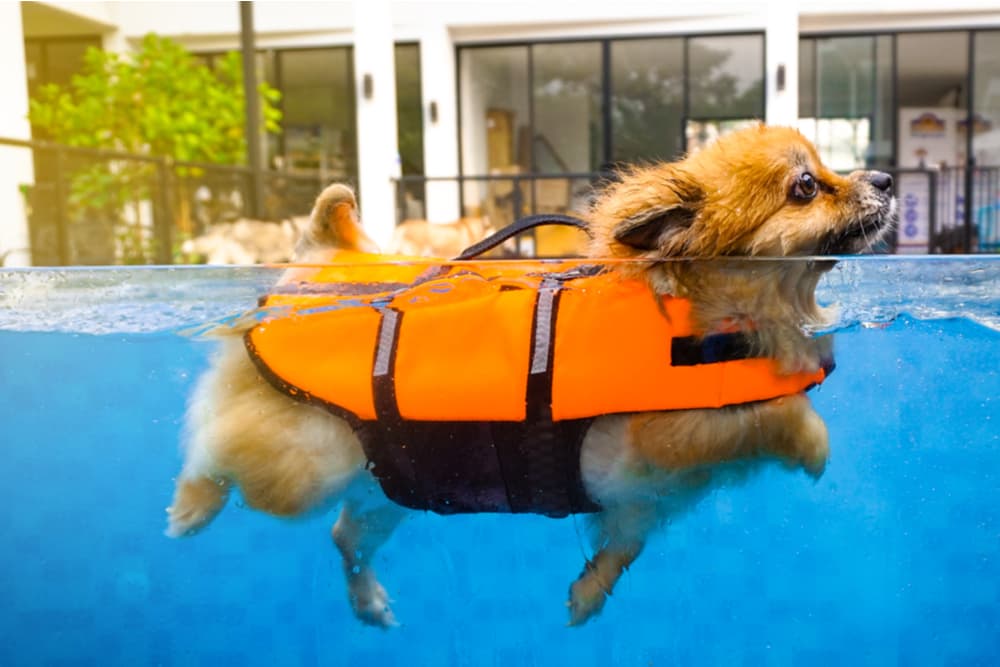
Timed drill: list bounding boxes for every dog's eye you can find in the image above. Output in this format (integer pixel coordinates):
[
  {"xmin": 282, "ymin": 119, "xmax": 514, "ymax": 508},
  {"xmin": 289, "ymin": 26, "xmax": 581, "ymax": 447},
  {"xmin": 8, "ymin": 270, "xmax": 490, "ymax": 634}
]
[{"xmin": 791, "ymin": 172, "xmax": 818, "ymax": 201}]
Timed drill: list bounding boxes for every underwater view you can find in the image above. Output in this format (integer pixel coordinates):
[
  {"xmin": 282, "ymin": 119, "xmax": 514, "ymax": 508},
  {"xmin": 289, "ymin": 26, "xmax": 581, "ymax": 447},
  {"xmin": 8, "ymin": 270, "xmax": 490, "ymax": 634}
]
[{"xmin": 1, "ymin": 256, "xmax": 998, "ymax": 666}]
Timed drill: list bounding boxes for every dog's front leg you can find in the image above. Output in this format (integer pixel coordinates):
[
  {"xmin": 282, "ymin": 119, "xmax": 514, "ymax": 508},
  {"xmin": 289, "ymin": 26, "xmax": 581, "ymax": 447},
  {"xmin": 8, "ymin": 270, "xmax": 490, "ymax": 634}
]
[
  {"xmin": 567, "ymin": 501, "xmax": 656, "ymax": 626},
  {"xmin": 332, "ymin": 499, "xmax": 407, "ymax": 628}
]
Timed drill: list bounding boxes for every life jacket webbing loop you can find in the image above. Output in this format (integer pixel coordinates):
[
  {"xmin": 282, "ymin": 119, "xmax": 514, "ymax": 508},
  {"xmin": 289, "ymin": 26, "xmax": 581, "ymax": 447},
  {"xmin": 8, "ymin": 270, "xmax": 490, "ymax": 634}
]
[{"xmin": 454, "ymin": 213, "xmax": 592, "ymax": 260}]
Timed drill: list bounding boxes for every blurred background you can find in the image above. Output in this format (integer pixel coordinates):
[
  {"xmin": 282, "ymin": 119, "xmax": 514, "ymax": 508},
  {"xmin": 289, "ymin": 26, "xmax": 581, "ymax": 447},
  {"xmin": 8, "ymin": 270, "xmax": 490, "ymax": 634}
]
[{"xmin": 1, "ymin": 0, "xmax": 999, "ymax": 265}]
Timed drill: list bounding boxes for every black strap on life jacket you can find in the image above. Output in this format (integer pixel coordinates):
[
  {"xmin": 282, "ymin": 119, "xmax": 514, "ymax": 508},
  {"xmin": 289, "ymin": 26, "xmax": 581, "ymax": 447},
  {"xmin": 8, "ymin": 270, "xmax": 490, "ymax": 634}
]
[
  {"xmin": 453, "ymin": 213, "xmax": 591, "ymax": 260},
  {"xmin": 359, "ymin": 267, "xmax": 601, "ymax": 517}
]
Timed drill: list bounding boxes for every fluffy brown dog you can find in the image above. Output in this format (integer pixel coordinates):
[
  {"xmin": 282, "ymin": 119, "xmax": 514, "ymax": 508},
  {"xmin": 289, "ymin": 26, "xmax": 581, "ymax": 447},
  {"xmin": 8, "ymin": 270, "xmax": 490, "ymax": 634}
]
[
  {"xmin": 387, "ymin": 216, "xmax": 497, "ymax": 257},
  {"xmin": 167, "ymin": 126, "xmax": 895, "ymax": 627}
]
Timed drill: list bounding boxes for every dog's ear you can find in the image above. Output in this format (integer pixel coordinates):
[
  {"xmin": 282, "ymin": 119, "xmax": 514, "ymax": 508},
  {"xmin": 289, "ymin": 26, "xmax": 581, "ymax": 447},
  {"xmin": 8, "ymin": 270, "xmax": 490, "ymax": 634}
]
[
  {"xmin": 614, "ymin": 204, "xmax": 697, "ymax": 252},
  {"xmin": 604, "ymin": 165, "xmax": 704, "ymax": 255}
]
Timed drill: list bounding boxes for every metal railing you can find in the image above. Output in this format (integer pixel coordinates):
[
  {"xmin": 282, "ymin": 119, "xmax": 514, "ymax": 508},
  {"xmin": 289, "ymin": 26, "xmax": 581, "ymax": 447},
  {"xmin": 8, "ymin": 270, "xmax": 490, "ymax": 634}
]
[
  {"xmin": 4, "ymin": 134, "xmax": 998, "ymax": 265},
  {"xmin": 0, "ymin": 136, "xmax": 340, "ymax": 265}
]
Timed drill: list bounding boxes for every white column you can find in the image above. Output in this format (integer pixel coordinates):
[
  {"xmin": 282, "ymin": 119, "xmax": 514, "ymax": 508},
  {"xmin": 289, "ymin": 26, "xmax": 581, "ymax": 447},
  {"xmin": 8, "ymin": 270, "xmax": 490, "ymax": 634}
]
[
  {"xmin": 352, "ymin": 0, "xmax": 399, "ymax": 248},
  {"xmin": 0, "ymin": 3, "xmax": 34, "ymax": 266},
  {"xmin": 765, "ymin": 0, "xmax": 800, "ymax": 127},
  {"xmin": 419, "ymin": 23, "xmax": 461, "ymax": 223}
]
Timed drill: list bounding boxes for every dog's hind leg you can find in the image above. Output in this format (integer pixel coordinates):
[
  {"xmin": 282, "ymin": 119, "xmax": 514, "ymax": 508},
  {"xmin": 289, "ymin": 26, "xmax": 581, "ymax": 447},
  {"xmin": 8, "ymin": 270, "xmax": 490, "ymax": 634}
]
[
  {"xmin": 166, "ymin": 474, "xmax": 230, "ymax": 537},
  {"xmin": 332, "ymin": 493, "xmax": 407, "ymax": 628},
  {"xmin": 166, "ymin": 451, "xmax": 231, "ymax": 538},
  {"xmin": 567, "ymin": 500, "xmax": 655, "ymax": 626}
]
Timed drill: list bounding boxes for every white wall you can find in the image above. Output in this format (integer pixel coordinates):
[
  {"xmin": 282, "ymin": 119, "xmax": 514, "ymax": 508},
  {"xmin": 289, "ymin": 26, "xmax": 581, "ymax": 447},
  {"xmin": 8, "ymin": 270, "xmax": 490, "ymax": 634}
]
[
  {"xmin": 419, "ymin": 23, "xmax": 461, "ymax": 222},
  {"xmin": 765, "ymin": 0, "xmax": 799, "ymax": 126},
  {"xmin": 0, "ymin": 3, "xmax": 34, "ymax": 266},
  {"xmin": 103, "ymin": 0, "xmax": 998, "ymax": 50},
  {"xmin": 352, "ymin": 0, "xmax": 399, "ymax": 246}
]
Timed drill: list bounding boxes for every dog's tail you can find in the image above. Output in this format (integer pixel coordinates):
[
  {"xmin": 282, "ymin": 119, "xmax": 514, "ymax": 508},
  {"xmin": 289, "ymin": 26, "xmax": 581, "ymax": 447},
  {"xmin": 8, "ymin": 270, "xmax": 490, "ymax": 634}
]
[{"xmin": 297, "ymin": 183, "xmax": 380, "ymax": 255}]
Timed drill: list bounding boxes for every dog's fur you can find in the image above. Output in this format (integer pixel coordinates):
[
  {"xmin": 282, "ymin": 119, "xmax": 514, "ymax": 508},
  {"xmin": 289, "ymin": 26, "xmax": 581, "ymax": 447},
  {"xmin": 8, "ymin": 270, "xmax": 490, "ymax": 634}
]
[
  {"xmin": 167, "ymin": 126, "xmax": 895, "ymax": 627},
  {"xmin": 180, "ymin": 218, "xmax": 312, "ymax": 265},
  {"xmin": 387, "ymin": 216, "xmax": 497, "ymax": 258}
]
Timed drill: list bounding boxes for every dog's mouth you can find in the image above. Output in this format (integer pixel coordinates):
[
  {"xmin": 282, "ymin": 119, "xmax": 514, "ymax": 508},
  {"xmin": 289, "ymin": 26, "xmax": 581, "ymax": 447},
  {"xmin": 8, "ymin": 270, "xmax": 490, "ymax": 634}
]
[{"xmin": 818, "ymin": 199, "xmax": 897, "ymax": 255}]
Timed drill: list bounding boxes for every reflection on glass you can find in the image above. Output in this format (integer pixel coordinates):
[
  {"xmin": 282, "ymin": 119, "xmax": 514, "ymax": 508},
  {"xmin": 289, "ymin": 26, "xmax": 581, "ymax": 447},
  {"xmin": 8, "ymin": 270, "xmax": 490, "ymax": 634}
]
[
  {"xmin": 973, "ymin": 31, "xmax": 1000, "ymax": 167},
  {"xmin": 276, "ymin": 48, "xmax": 356, "ymax": 182},
  {"xmin": 896, "ymin": 34, "xmax": 968, "ymax": 170},
  {"xmin": 685, "ymin": 119, "xmax": 759, "ymax": 154},
  {"xmin": 610, "ymin": 38, "xmax": 684, "ymax": 164},
  {"xmin": 458, "ymin": 46, "xmax": 530, "ymax": 220},
  {"xmin": 395, "ymin": 43, "xmax": 425, "ymax": 220},
  {"xmin": 817, "ymin": 37, "xmax": 874, "ymax": 119},
  {"xmin": 533, "ymin": 42, "xmax": 603, "ymax": 173},
  {"xmin": 895, "ymin": 32, "xmax": 970, "ymax": 249},
  {"xmin": 872, "ymin": 35, "xmax": 894, "ymax": 167},
  {"xmin": 797, "ymin": 118, "xmax": 872, "ymax": 171},
  {"xmin": 973, "ymin": 30, "xmax": 1000, "ymax": 251},
  {"xmin": 800, "ymin": 35, "xmax": 888, "ymax": 170},
  {"xmin": 688, "ymin": 35, "xmax": 764, "ymax": 119},
  {"xmin": 395, "ymin": 44, "xmax": 424, "ymax": 178},
  {"xmin": 799, "ymin": 39, "xmax": 816, "ymax": 119}
]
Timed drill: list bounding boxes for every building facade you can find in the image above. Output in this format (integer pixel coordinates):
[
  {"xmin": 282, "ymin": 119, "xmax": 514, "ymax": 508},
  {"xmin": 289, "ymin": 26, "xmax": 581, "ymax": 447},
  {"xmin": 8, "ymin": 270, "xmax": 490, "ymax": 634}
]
[{"xmin": 3, "ymin": 1, "xmax": 1000, "ymax": 263}]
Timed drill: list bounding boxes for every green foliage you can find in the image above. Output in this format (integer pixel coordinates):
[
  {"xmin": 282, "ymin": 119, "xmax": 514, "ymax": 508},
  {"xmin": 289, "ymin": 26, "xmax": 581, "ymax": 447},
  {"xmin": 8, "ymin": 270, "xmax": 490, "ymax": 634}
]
[
  {"xmin": 29, "ymin": 33, "xmax": 281, "ymax": 161},
  {"xmin": 27, "ymin": 33, "xmax": 282, "ymax": 263}
]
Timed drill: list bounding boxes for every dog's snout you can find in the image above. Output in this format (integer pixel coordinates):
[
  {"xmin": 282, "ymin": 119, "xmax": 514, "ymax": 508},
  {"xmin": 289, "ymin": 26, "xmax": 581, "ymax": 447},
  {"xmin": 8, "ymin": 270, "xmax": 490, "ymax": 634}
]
[{"xmin": 867, "ymin": 171, "xmax": 893, "ymax": 192}]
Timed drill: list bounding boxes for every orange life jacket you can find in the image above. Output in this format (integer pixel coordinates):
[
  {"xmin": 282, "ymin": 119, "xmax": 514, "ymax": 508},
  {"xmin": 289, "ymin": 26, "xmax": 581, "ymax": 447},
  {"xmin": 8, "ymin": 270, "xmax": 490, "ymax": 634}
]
[
  {"xmin": 247, "ymin": 252, "xmax": 829, "ymax": 423},
  {"xmin": 244, "ymin": 251, "xmax": 832, "ymax": 516}
]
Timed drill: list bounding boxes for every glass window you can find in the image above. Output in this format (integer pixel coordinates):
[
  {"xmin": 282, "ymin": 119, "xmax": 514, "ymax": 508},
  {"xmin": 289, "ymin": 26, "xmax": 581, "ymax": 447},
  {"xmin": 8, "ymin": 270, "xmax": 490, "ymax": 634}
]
[
  {"xmin": 973, "ymin": 30, "xmax": 1000, "ymax": 250},
  {"xmin": 395, "ymin": 43, "xmax": 425, "ymax": 219},
  {"xmin": 459, "ymin": 46, "xmax": 530, "ymax": 174},
  {"xmin": 275, "ymin": 48, "xmax": 356, "ymax": 181},
  {"xmin": 395, "ymin": 43, "xmax": 424, "ymax": 177},
  {"xmin": 816, "ymin": 37, "xmax": 874, "ymax": 119},
  {"xmin": 23, "ymin": 41, "xmax": 44, "ymax": 98},
  {"xmin": 872, "ymin": 35, "xmax": 894, "ymax": 167},
  {"xmin": 688, "ymin": 35, "xmax": 764, "ymax": 120},
  {"xmin": 458, "ymin": 46, "xmax": 530, "ymax": 219},
  {"xmin": 896, "ymin": 32, "xmax": 969, "ymax": 170},
  {"xmin": 973, "ymin": 31, "xmax": 1000, "ymax": 167},
  {"xmin": 685, "ymin": 119, "xmax": 760, "ymax": 154},
  {"xmin": 796, "ymin": 118, "xmax": 871, "ymax": 172},
  {"xmin": 532, "ymin": 42, "xmax": 603, "ymax": 174},
  {"xmin": 896, "ymin": 32, "xmax": 970, "ymax": 249},
  {"xmin": 800, "ymin": 35, "xmax": 887, "ymax": 170},
  {"xmin": 799, "ymin": 39, "xmax": 816, "ymax": 119},
  {"xmin": 610, "ymin": 38, "xmax": 684, "ymax": 163}
]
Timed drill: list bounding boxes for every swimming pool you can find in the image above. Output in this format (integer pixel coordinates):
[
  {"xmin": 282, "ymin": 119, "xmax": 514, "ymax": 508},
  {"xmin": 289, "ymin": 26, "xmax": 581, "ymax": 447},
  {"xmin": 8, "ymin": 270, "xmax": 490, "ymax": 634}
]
[{"xmin": 1, "ymin": 257, "xmax": 997, "ymax": 665}]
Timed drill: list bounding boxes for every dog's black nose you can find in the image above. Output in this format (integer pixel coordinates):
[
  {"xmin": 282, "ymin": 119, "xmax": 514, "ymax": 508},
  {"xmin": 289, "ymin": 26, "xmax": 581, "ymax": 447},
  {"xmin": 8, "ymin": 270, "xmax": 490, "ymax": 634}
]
[{"xmin": 868, "ymin": 171, "xmax": 893, "ymax": 192}]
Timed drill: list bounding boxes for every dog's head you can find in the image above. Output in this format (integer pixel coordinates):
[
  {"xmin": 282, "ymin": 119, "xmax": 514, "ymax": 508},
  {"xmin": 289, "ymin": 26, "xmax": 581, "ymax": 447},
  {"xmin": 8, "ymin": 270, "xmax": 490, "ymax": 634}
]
[
  {"xmin": 588, "ymin": 125, "xmax": 895, "ymax": 356},
  {"xmin": 589, "ymin": 125, "xmax": 896, "ymax": 260}
]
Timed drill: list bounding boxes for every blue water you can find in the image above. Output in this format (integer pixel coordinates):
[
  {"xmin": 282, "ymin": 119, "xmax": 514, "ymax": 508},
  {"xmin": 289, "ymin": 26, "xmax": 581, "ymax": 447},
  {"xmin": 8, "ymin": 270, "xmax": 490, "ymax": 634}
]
[{"xmin": 1, "ymin": 260, "xmax": 998, "ymax": 665}]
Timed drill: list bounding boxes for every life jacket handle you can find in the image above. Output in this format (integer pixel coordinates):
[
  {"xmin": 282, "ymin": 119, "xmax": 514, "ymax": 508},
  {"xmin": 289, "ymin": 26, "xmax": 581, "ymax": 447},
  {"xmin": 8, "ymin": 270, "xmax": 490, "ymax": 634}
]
[{"xmin": 453, "ymin": 213, "xmax": 592, "ymax": 260}]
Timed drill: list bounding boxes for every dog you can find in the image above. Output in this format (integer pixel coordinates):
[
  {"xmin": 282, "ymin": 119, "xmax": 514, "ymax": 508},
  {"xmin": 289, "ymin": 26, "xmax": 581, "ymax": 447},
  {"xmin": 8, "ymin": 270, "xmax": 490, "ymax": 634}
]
[
  {"xmin": 166, "ymin": 126, "xmax": 896, "ymax": 627},
  {"xmin": 181, "ymin": 217, "xmax": 309, "ymax": 265},
  {"xmin": 387, "ymin": 216, "xmax": 499, "ymax": 258}
]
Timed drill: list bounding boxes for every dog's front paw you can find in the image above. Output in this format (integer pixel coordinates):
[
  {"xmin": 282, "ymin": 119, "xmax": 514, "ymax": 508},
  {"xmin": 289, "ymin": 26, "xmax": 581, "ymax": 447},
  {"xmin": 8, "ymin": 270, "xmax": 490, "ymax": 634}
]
[
  {"xmin": 347, "ymin": 569, "xmax": 399, "ymax": 629},
  {"xmin": 776, "ymin": 398, "xmax": 829, "ymax": 479},
  {"xmin": 797, "ymin": 409, "xmax": 830, "ymax": 479},
  {"xmin": 567, "ymin": 563, "xmax": 610, "ymax": 626}
]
